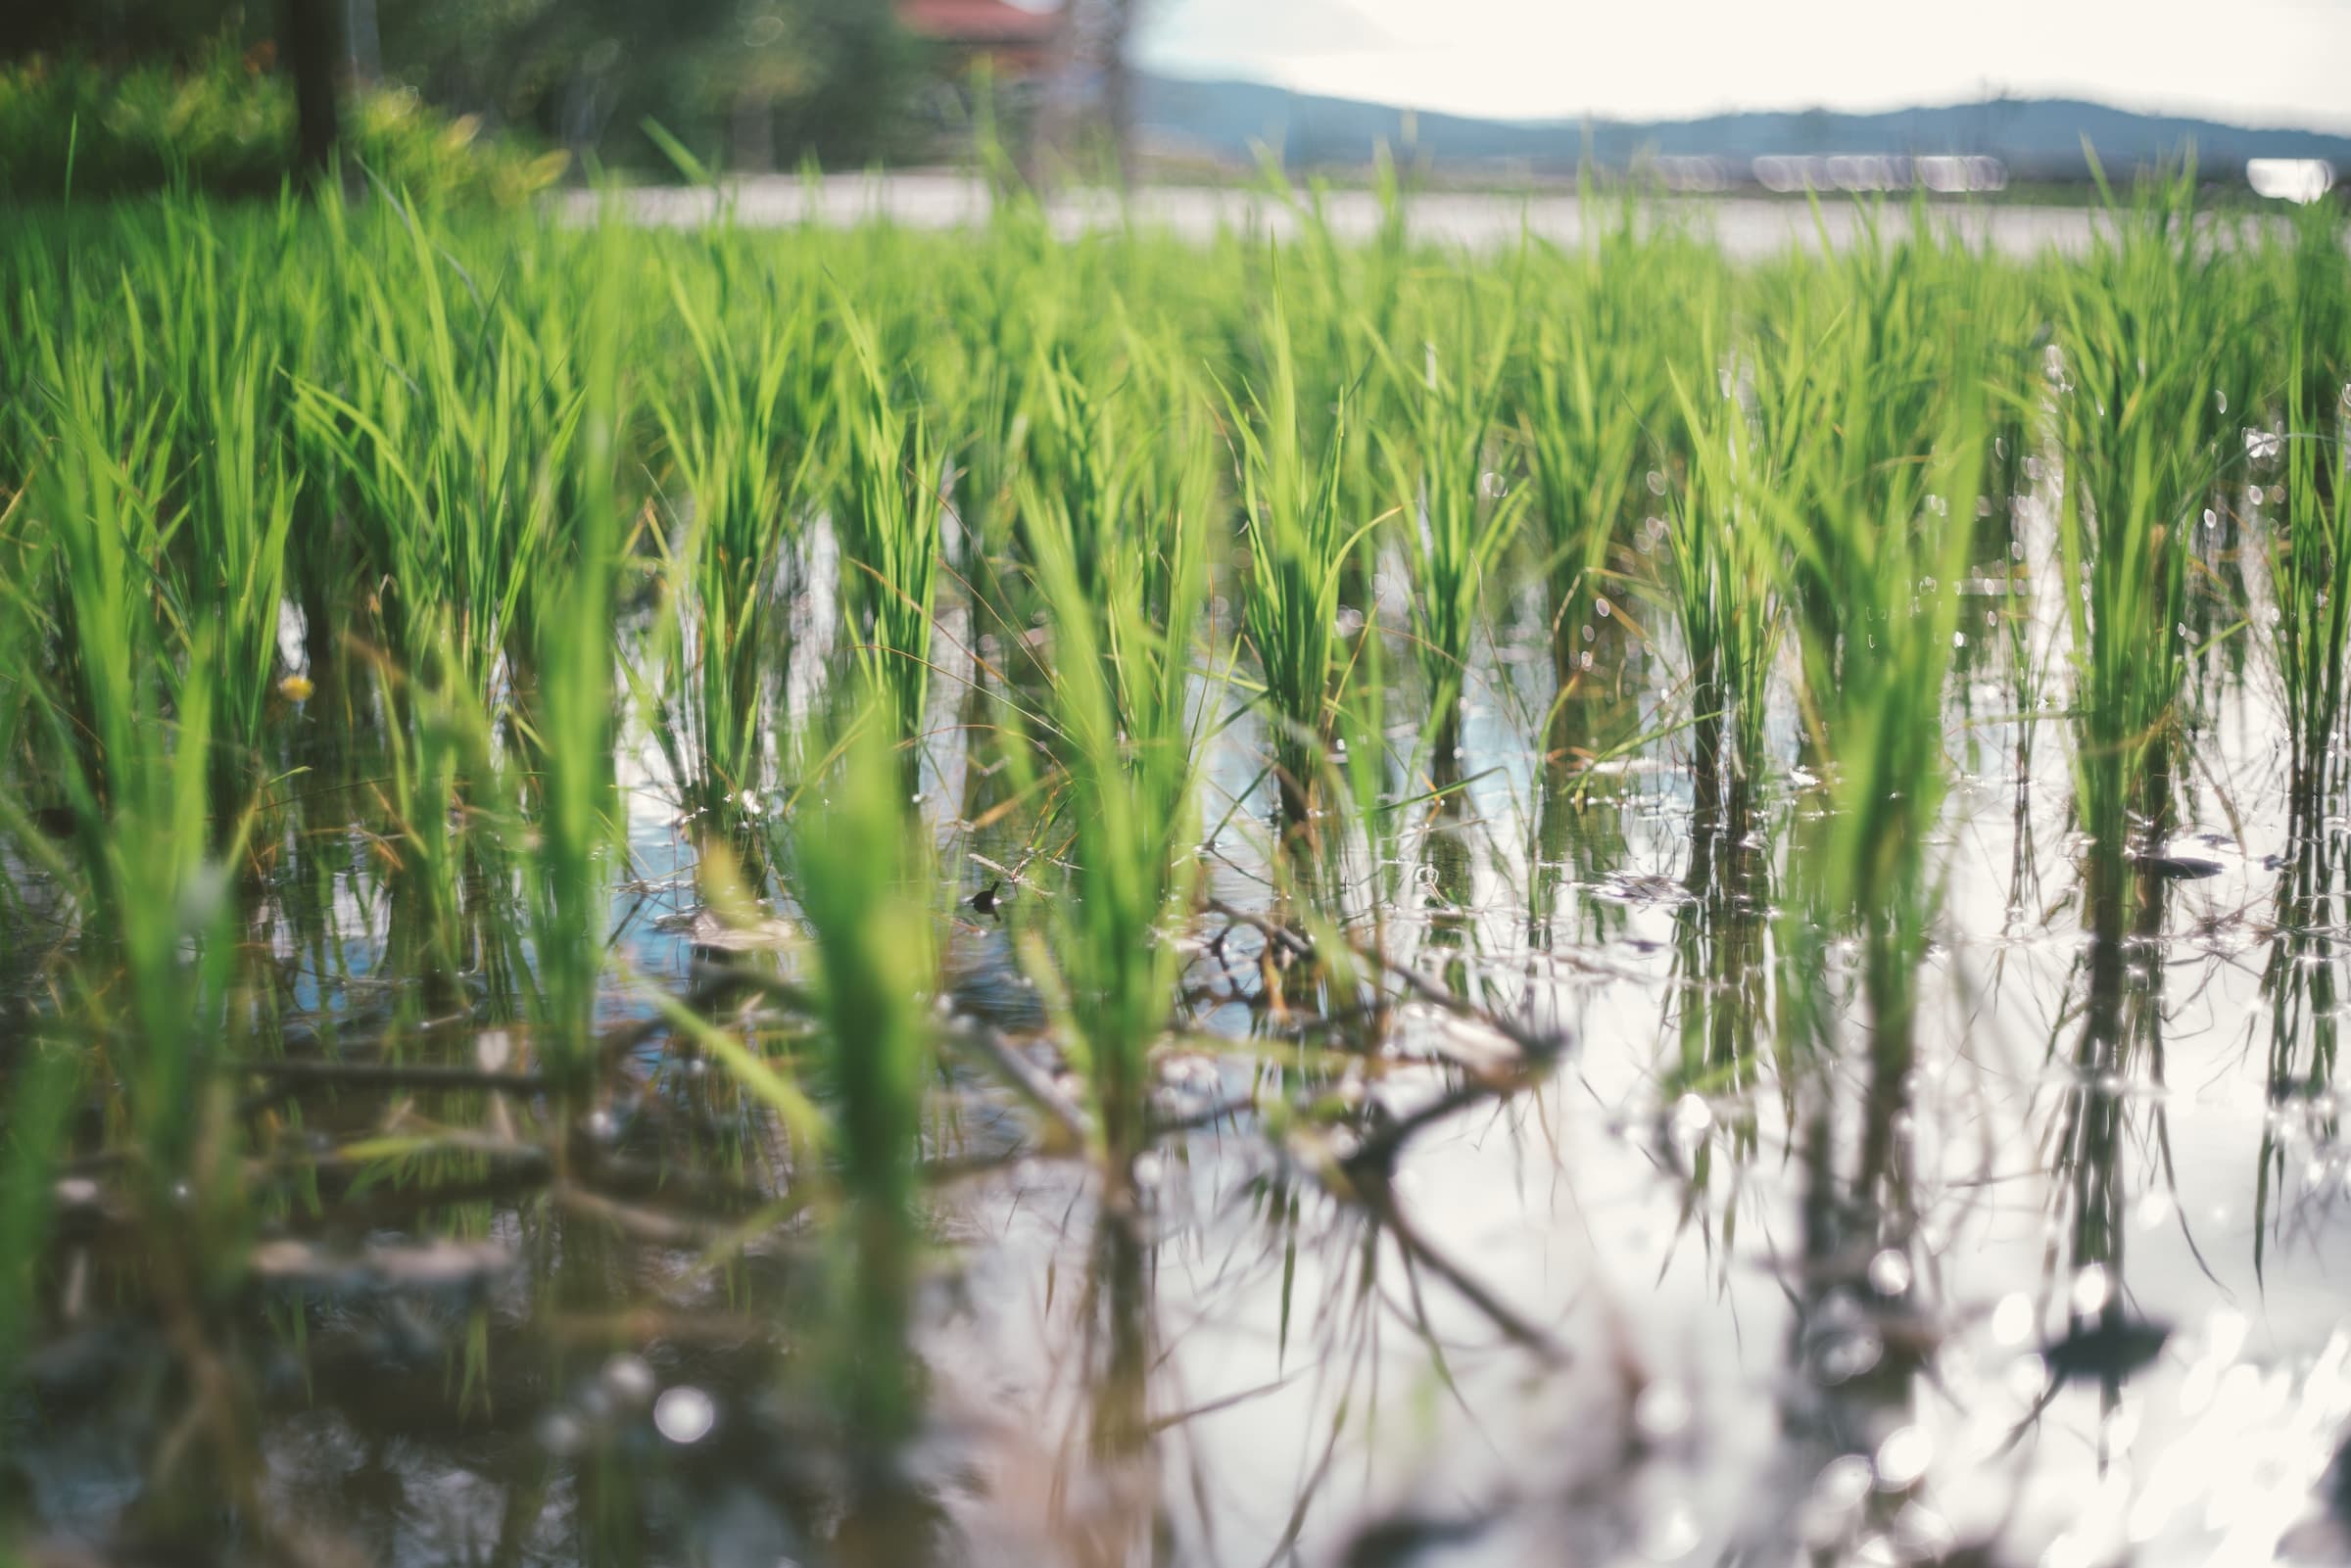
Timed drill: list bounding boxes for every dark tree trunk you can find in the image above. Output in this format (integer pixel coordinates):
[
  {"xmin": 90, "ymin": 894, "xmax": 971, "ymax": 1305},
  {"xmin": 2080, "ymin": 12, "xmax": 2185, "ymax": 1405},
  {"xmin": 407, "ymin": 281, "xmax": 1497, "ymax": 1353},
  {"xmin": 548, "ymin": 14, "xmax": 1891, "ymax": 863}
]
[
  {"xmin": 1098, "ymin": 0, "xmax": 1137, "ymax": 186},
  {"xmin": 281, "ymin": 0, "xmax": 343, "ymax": 184}
]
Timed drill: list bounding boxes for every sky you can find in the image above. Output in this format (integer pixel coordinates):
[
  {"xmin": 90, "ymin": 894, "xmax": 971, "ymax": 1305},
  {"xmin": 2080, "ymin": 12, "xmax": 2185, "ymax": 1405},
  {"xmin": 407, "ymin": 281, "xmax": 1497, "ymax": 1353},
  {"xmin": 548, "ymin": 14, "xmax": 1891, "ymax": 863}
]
[{"xmin": 1128, "ymin": 0, "xmax": 2351, "ymax": 133}]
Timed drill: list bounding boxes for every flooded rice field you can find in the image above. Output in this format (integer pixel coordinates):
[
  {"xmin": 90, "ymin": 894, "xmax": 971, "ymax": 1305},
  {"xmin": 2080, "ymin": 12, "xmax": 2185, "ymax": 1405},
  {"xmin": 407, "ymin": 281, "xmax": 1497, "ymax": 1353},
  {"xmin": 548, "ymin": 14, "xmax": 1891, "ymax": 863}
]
[{"xmin": 3, "ymin": 180, "xmax": 2350, "ymax": 1567}]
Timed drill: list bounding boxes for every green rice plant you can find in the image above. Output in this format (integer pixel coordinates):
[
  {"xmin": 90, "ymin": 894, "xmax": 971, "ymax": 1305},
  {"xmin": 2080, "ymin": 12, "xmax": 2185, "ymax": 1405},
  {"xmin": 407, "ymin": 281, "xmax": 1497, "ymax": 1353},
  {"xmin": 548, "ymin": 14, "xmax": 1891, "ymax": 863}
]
[
  {"xmin": 1327, "ymin": 574, "xmax": 1406, "ymax": 922},
  {"xmin": 788, "ymin": 701, "xmax": 937, "ymax": 1441},
  {"xmin": 1015, "ymin": 355, "xmax": 1127, "ymax": 612},
  {"xmin": 933, "ymin": 192, "xmax": 1060, "ymax": 577},
  {"xmin": 159, "ymin": 216, "xmax": 302, "ymax": 811},
  {"xmin": 1252, "ymin": 156, "xmax": 1414, "ymax": 542},
  {"xmin": 369, "ymin": 636, "xmax": 483, "ymax": 996},
  {"xmin": 1665, "ymin": 344, "xmax": 1789, "ymax": 826},
  {"xmin": 21, "ymin": 329, "xmax": 178, "ymax": 847},
  {"xmin": 834, "ymin": 301, "xmax": 944, "ymax": 759},
  {"xmin": 2039, "ymin": 164, "xmax": 2235, "ymax": 931},
  {"xmin": 290, "ymin": 191, "xmax": 586, "ymax": 696},
  {"xmin": 645, "ymin": 252, "xmax": 823, "ymax": 825},
  {"xmin": 1775, "ymin": 212, "xmax": 1947, "ymax": 697},
  {"xmin": 2266, "ymin": 203, "xmax": 2351, "ymax": 808},
  {"xmin": 2273, "ymin": 360, "xmax": 2351, "ymax": 806},
  {"xmin": 22, "ymin": 345, "xmax": 247, "ymax": 1255},
  {"xmin": 1226, "ymin": 288, "xmax": 1374, "ymax": 829},
  {"xmin": 1518, "ymin": 289, "xmax": 1656, "ymax": 690},
  {"xmin": 516, "ymin": 227, "xmax": 629, "ymax": 1080},
  {"xmin": 1514, "ymin": 205, "xmax": 1713, "ymax": 703},
  {"xmin": 0, "ymin": 489, "xmax": 44, "ymax": 803},
  {"xmin": 1010, "ymin": 401, "xmax": 1215, "ymax": 1186},
  {"xmin": 2278, "ymin": 201, "xmax": 2351, "ymax": 442},
  {"xmin": 1017, "ymin": 341, "xmax": 1219, "ymax": 742},
  {"xmin": 1781, "ymin": 310, "xmax": 1990, "ymax": 1069},
  {"xmin": 1378, "ymin": 275, "xmax": 1524, "ymax": 751}
]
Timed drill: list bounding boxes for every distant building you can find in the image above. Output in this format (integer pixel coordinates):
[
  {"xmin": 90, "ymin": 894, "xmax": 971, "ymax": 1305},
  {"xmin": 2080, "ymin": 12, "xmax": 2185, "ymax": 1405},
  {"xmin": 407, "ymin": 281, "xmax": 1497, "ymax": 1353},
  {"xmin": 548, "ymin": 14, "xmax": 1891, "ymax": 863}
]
[
  {"xmin": 896, "ymin": 0, "xmax": 1067, "ymax": 166},
  {"xmin": 897, "ymin": 0, "xmax": 1066, "ymax": 81}
]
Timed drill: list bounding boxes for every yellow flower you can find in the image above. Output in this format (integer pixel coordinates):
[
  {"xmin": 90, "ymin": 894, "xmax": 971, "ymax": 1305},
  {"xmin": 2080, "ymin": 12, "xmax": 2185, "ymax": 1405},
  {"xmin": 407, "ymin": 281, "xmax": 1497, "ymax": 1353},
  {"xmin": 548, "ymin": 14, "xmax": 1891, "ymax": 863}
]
[{"xmin": 277, "ymin": 674, "xmax": 315, "ymax": 703}]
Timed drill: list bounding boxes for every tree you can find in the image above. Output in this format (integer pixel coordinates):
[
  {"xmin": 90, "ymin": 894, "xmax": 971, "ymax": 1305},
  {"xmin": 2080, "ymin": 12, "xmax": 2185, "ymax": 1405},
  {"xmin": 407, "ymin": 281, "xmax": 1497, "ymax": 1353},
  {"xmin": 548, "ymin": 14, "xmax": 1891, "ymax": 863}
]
[
  {"xmin": 1059, "ymin": 0, "xmax": 1144, "ymax": 184},
  {"xmin": 278, "ymin": 0, "xmax": 340, "ymax": 181}
]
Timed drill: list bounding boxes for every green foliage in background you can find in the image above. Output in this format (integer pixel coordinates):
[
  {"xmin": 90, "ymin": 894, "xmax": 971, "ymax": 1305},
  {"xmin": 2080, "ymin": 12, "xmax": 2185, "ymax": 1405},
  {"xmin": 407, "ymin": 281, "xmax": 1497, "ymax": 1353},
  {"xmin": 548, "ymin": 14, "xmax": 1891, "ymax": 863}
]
[{"xmin": 0, "ymin": 43, "xmax": 568, "ymax": 202}]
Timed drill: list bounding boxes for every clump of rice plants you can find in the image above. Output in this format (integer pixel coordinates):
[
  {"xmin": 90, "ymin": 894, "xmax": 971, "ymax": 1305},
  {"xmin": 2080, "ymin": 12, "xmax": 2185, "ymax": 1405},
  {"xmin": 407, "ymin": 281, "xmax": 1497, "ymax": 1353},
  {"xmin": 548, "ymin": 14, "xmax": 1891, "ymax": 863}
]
[
  {"xmin": 2040, "ymin": 164, "xmax": 2238, "ymax": 932},
  {"xmin": 1784, "ymin": 310, "xmax": 1990, "ymax": 1057},
  {"xmin": 1010, "ymin": 390, "xmax": 1215, "ymax": 1190},
  {"xmin": 2273, "ymin": 356, "xmax": 2351, "ymax": 807},
  {"xmin": 645, "ymin": 249, "xmax": 823, "ymax": 828},
  {"xmin": 1665, "ymin": 338, "xmax": 1789, "ymax": 829},
  {"xmin": 1516, "ymin": 210, "xmax": 1707, "ymax": 705},
  {"xmin": 789, "ymin": 701, "xmax": 938, "ymax": 1443},
  {"xmin": 143, "ymin": 208, "xmax": 303, "ymax": 816},
  {"xmin": 835, "ymin": 301, "xmax": 945, "ymax": 764},
  {"xmin": 517, "ymin": 227, "xmax": 630, "ymax": 1079},
  {"xmin": 1379, "ymin": 273, "xmax": 1523, "ymax": 757},
  {"xmin": 1227, "ymin": 288, "xmax": 1371, "ymax": 832},
  {"xmin": 289, "ymin": 188, "xmax": 586, "ymax": 694},
  {"xmin": 1018, "ymin": 344, "xmax": 1218, "ymax": 740},
  {"xmin": 2266, "ymin": 205, "xmax": 2351, "ymax": 808},
  {"xmin": 20, "ymin": 338, "xmax": 248, "ymax": 1264}
]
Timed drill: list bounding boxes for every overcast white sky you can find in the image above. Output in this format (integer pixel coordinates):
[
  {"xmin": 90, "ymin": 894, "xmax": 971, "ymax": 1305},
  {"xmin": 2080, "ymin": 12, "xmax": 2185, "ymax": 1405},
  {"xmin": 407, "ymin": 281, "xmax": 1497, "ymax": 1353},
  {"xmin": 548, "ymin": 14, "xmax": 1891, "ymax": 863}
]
[{"xmin": 1129, "ymin": 0, "xmax": 2351, "ymax": 133}]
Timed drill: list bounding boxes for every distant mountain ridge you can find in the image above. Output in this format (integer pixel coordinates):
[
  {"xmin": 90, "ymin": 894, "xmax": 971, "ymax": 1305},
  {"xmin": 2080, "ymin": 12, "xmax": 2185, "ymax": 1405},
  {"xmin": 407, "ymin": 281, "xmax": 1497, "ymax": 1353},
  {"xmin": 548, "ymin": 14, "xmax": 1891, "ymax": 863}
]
[{"xmin": 1136, "ymin": 73, "xmax": 2351, "ymax": 178}]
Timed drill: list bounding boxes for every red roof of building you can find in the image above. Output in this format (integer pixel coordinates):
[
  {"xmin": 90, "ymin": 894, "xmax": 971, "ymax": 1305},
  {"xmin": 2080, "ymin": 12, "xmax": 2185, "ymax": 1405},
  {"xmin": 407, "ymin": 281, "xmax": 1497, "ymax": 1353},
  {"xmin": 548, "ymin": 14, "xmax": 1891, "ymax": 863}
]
[{"xmin": 897, "ymin": 0, "xmax": 1063, "ymax": 46}]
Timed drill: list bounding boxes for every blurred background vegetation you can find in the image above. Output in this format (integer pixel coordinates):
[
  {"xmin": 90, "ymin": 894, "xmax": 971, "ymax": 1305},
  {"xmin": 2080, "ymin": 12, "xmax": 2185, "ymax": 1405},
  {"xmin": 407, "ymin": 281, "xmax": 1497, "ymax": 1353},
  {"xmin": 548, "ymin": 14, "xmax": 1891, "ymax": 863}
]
[{"xmin": 0, "ymin": 0, "xmax": 1107, "ymax": 200}]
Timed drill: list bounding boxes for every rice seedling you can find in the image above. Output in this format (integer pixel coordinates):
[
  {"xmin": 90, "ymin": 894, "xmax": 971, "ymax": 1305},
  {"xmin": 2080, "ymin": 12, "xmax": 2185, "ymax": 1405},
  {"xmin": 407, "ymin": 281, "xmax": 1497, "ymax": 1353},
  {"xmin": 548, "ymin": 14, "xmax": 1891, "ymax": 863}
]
[
  {"xmin": 1019, "ymin": 341, "xmax": 1218, "ymax": 736},
  {"xmin": 1378, "ymin": 272, "xmax": 1524, "ymax": 754},
  {"xmin": 1227, "ymin": 288, "xmax": 1374, "ymax": 831},
  {"xmin": 1775, "ymin": 212, "xmax": 1948, "ymax": 694},
  {"xmin": 932, "ymin": 187, "xmax": 1061, "ymax": 576},
  {"xmin": 834, "ymin": 299, "xmax": 945, "ymax": 762},
  {"xmin": 36, "ymin": 205, "xmax": 304, "ymax": 797},
  {"xmin": 1783, "ymin": 308, "xmax": 1990, "ymax": 1059},
  {"xmin": 2266, "ymin": 206, "xmax": 2351, "ymax": 807},
  {"xmin": 787, "ymin": 702, "xmax": 936, "ymax": 1441},
  {"xmin": 1664, "ymin": 338, "xmax": 1789, "ymax": 827},
  {"xmin": 517, "ymin": 225, "xmax": 629, "ymax": 1079},
  {"xmin": 1516, "ymin": 273, "xmax": 1664, "ymax": 694},
  {"xmin": 2273, "ymin": 358, "xmax": 2351, "ymax": 805},
  {"xmin": 1008, "ymin": 391, "xmax": 1215, "ymax": 1187},
  {"xmin": 1257, "ymin": 151, "xmax": 1413, "ymax": 539},
  {"xmin": 21, "ymin": 340, "xmax": 248, "ymax": 1254},
  {"xmin": 289, "ymin": 189, "xmax": 585, "ymax": 695},
  {"xmin": 644, "ymin": 250, "xmax": 824, "ymax": 827},
  {"xmin": 2039, "ymin": 164, "xmax": 2236, "ymax": 932}
]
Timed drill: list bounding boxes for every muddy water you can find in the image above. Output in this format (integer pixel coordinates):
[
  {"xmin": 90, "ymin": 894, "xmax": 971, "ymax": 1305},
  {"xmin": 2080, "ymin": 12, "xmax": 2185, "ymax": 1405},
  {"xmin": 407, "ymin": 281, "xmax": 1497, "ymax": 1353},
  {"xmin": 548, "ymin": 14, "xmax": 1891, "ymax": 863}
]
[{"xmin": 13, "ymin": 524, "xmax": 2351, "ymax": 1568}]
